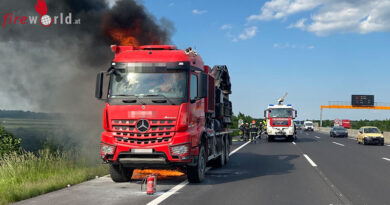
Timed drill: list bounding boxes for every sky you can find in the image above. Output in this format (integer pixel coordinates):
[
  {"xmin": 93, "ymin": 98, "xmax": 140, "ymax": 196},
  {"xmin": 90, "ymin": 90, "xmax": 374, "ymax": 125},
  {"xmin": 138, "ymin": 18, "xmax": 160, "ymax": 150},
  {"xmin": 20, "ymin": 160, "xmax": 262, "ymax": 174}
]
[
  {"xmin": 1, "ymin": 0, "xmax": 390, "ymax": 121},
  {"xmin": 134, "ymin": 0, "xmax": 390, "ymax": 121}
]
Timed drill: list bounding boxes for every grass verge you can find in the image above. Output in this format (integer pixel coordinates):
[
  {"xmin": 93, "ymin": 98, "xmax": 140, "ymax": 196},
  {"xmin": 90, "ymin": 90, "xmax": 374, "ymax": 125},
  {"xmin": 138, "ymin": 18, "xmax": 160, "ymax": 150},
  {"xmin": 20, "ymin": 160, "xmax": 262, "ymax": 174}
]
[{"xmin": 0, "ymin": 150, "xmax": 108, "ymax": 205}]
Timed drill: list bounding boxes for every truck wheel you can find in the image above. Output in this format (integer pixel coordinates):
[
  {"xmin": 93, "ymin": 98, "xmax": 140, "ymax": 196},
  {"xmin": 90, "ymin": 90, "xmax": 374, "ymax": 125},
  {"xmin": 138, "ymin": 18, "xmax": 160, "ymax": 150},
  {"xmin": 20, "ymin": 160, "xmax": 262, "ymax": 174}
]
[
  {"xmin": 268, "ymin": 136, "xmax": 273, "ymax": 142},
  {"xmin": 109, "ymin": 164, "xmax": 133, "ymax": 183},
  {"xmin": 215, "ymin": 137, "xmax": 226, "ymax": 167},
  {"xmin": 187, "ymin": 144, "xmax": 206, "ymax": 183},
  {"xmin": 287, "ymin": 136, "xmax": 294, "ymax": 142},
  {"xmin": 225, "ymin": 136, "xmax": 230, "ymax": 164}
]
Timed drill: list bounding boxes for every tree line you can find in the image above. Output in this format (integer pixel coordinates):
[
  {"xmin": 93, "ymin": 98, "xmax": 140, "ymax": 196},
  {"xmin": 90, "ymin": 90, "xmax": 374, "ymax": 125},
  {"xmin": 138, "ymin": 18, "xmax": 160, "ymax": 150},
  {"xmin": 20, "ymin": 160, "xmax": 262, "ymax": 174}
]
[
  {"xmin": 0, "ymin": 110, "xmax": 61, "ymax": 119},
  {"xmin": 315, "ymin": 119, "xmax": 390, "ymax": 131}
]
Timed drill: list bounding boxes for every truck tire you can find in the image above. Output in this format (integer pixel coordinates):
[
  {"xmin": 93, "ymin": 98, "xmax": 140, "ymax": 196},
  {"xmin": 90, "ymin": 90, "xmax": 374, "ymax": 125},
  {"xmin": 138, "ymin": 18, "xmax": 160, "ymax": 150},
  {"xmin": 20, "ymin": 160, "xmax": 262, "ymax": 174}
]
[
  {"xmin": 225, "ymin": 136, "xmax": 230, "ymax": 164},
  {"xmin": 109, "ymin": 164, "xmax": 133, "ymax": 183},
  {"xmin": 213, "ymin": 137, "xmax": 226, "ymax": 168},
  {"xmin": 287, "ymin": 136, "xmax": 294, "ymax": 142},
  {"xmin": 268, "ymin": 136, "xmax": 273, "ymax": 142},
  {"xmin": 187, "ymin": 144, "xmax": 206, "ymax": 183}
]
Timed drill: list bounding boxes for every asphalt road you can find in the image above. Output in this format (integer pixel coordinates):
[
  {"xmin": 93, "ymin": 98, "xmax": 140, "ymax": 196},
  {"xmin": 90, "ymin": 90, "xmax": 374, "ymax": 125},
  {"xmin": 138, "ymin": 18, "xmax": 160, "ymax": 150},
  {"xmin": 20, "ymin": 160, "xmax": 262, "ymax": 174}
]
[{"xmin": 15, "ymin": 131, "xmax": 390, "ymax": 205}]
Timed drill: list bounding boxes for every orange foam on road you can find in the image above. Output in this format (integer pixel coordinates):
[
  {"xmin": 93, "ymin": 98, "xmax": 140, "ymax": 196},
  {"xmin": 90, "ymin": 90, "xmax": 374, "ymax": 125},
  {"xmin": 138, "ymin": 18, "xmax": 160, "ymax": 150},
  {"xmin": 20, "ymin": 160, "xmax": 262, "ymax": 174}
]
[{"xmin": 132, "ymin": 169, "xmax": 185, "ymax": 180}]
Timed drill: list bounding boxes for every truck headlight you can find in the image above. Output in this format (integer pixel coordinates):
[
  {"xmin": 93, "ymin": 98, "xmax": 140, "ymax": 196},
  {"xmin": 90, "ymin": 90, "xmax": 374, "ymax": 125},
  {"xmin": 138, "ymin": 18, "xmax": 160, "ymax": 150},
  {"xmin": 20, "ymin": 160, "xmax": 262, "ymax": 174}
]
[
  {"xmin": 101, "ymin": 144, "xmax": 115, "ymax": 155},
  {"xmin": 170, "ymin": 144, "xmax": 189, "ymax": 156}
]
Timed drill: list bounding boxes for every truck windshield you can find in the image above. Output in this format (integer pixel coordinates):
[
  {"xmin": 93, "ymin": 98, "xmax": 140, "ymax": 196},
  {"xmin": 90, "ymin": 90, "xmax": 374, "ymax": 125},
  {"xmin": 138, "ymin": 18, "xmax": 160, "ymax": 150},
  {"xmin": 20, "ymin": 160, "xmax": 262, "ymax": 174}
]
[
  {"xmin": 269, "ymin": 108, "xmax": 292, "ymax": 118},
  {"xmin": 109, "ymin": 69, "xmax": 187, "ymax": 99}
]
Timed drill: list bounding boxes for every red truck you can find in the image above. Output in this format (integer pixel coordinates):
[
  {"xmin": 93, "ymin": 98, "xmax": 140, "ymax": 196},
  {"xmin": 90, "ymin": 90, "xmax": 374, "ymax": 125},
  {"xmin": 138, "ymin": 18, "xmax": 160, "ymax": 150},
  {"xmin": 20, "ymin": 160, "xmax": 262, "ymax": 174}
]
[{"xmin": 95, "ymin": 45, "xmax": 233, "ymax": 183}]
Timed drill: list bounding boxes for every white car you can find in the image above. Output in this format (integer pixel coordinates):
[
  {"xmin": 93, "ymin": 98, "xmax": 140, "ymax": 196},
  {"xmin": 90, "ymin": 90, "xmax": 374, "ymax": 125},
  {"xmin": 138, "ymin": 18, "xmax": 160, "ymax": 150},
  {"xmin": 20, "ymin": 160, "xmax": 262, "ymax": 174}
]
[{"xmin": 304, "ymin": 121, "xmax": 314, "ymax": 131}]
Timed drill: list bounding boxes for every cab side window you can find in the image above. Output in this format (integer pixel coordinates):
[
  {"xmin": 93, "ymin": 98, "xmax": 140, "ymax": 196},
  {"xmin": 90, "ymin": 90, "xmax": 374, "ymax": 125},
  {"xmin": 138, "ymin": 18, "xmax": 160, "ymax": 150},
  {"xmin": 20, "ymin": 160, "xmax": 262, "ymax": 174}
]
[
  {"xmin": 190, "ymin": 74, "xmax": 198, "ymax": 102},
  {"xmin": 360, "ymin": 128, "xmax": 363, "ymax": 133}
]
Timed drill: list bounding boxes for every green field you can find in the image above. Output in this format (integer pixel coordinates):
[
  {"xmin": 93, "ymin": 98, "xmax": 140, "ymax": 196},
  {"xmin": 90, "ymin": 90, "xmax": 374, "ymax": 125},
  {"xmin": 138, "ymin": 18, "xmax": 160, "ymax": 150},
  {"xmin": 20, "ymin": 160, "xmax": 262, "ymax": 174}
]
[{"xmin": 0, "ymin": 118, "xmax": 62, "ymax": 130}]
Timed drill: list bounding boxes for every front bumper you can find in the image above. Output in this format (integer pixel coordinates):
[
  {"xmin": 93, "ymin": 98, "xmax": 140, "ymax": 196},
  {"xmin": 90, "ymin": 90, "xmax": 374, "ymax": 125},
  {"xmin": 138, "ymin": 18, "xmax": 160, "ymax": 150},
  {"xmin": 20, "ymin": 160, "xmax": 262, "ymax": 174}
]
[
  {"xmin": 333, "ymin": 133, "xmax": 348, "ymax": 137},
  {"xmin": 101, "ymin": 131, "xmax": 197, "ymax": 167},
  {"xmin": 364, "ymin": 137, "xmax": 384, "ymax": 144}
]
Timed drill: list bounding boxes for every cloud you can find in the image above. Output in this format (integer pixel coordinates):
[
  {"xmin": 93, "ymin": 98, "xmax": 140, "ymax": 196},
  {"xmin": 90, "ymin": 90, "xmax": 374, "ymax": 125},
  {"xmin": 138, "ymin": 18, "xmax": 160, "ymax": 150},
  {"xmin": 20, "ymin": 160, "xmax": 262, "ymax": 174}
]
[
  {"xmin": 168, "ymin": 2, "xmax": 175, "ymax": 7},
  {"xmin": 288, "ymin": 18, "xmax": 307, "ymax": 29},
  {"xmin": 221, "ymin": 24, "xmax": 233, "ymax": 30},
  {"xmin": 248, "ymin": 0, "xmax": 321, "ymax": 21},
  {"xmin": 249, "ymin": 0, "xmax": 390, "ymax": 35},
  {"xmin": 192, "ymin": 9, "xmax": 207, "ymax": 15},
  {"xmin": 238, "ymin": 26, "xmax": 258, "ymax": 40}
]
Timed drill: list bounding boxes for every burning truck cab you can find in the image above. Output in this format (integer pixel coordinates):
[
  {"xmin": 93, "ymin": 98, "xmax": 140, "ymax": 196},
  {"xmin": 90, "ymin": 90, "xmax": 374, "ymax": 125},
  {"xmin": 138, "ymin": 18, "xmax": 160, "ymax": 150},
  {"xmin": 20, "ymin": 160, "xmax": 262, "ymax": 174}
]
[{"xmin": 95, "ymin": 45, "xmax": 233, "ymax": 183}]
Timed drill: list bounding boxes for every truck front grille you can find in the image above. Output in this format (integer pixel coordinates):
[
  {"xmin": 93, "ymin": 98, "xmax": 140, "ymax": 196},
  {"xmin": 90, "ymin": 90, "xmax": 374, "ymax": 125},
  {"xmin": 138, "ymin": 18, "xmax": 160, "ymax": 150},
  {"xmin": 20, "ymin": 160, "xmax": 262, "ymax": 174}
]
[
  {"xmin": 272, "ymin": 120, "xmax": 289, "ymax": 126},
  {"xmin": 111, "ymin": 119, "xmax": 176, "ymax": 145}
]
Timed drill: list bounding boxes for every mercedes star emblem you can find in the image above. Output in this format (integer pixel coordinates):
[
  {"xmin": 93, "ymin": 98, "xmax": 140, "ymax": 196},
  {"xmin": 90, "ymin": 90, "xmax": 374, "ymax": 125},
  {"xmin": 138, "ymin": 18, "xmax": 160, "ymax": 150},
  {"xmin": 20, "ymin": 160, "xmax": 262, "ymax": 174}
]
[{"xmin": 136, "ymin": 119, "xmax": 150, "ymax": 132}]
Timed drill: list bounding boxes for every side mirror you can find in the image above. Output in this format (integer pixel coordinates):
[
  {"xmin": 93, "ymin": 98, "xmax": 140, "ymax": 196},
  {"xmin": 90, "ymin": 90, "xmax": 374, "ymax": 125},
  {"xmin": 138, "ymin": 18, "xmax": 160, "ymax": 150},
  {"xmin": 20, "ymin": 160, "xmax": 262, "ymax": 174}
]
[
  {"xmin": 264, "ymin": 110, "xmax": 266, "ymax": 118},
  {"xmin": 95, "ymin": 72, "xmax": 104, "ymax": 99},
  {"xmin": 381, "ymin": 131, "xmax": 384, "ymax": 134},
  {"xmin": 295, "ymin": 110, "xmax": 297, "ymax": 118},
  {"xmin": 198, "ymin": 73, "xmax": 208, "ymax": 98}
]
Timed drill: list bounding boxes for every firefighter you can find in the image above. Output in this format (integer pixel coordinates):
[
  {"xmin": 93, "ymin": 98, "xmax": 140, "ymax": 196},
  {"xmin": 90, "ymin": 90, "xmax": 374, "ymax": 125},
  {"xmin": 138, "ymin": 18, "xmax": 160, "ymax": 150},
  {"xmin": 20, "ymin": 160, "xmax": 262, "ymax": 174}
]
[
  {"xmin": 259, "ymin": 120, "xmax": 267, "ymax": 139},
  {"xmin": 243, "ymin": 123, "xmax": 250, "ymax": 141},
  {"xmin": 249, "ymin": 120, "xmax": 258, "ymax": 143},
  {"xmin": 262, "ymin": 120, "xmax": 267, "ymax": 131},
  {"xmin": 239, "ymin": 124, "xmax": 245, "ymax": 141},
  {"xmin": 258, "ymin": 121, "xmax": 263, "ymax": 139}
]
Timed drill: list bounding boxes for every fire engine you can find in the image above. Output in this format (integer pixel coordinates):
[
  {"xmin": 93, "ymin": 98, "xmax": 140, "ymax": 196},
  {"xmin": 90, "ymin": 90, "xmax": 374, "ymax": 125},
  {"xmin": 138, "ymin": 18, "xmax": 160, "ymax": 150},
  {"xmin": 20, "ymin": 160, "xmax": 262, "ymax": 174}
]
[
  {"xmin": 264, "ymin": 93, "xmax": 297, "ymax": 142},
  {"xmin": 95, "ymin": 45, "xmax": 232, "ymax": 183}
]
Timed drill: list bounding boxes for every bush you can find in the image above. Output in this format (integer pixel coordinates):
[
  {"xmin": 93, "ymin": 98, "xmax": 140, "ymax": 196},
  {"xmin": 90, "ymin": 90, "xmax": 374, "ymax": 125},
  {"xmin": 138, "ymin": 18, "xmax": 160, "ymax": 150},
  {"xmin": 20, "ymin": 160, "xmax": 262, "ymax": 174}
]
[{"xmin": 0, "ymin": 126, "xmax": 21, "ymax": 156}]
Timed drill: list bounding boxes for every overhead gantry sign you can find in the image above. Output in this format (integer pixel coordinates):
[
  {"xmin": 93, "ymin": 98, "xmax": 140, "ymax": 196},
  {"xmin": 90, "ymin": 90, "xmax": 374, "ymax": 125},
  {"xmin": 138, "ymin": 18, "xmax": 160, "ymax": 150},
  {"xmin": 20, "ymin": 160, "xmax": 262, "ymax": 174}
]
[{"xmin": 320, "ymin": 95, "xmax": 390, "ymax": 127}]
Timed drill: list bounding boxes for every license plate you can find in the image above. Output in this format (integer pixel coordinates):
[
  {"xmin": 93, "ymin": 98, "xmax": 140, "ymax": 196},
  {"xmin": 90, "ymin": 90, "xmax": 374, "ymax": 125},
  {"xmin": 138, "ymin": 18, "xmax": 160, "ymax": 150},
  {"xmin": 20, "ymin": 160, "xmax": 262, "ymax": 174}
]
[{"xmin": 132, "ymin": 149, "xmax": 153, "ymax": 154}]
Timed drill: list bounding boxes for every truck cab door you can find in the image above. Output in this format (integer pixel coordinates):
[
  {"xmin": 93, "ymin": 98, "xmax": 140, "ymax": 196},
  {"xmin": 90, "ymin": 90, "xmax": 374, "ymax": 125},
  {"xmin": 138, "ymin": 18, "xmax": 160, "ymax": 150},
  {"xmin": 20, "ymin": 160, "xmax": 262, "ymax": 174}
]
[{"xmin": 189, "ymin": 73, "xmax": 203, "ymax": 144}]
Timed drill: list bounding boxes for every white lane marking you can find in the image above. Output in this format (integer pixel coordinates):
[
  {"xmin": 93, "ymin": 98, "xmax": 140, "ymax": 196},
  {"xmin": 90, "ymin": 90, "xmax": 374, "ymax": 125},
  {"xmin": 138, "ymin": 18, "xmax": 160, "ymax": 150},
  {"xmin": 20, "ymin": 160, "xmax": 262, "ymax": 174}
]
[
  {"xmin": 382, "ymin": 157, "xmax": 390, "ymax": 162},
  {"xmin": 348, "ymin": 138, "xmax": 356, "ymax": 140},
  {"xmin": 292, "ymin": 142, "xmax": 296, "ymax": 145},
  {"xmin": 303, "ymin": 154, "xmax": 317, "ymax": 167},
  {"xmin": 315, "ymin": 136, "xmax": 320, "ymax": 139},
  {"xmin": 387, "ymin": 145, "xmax": 390, "ymax": 147},
  {"xmin": 332, "ymin": 142, "xmax": 345, "ymax": 147},
  {"xmin": 147, "ymin": 141, "xmax": 251, "ymax": 205},
  {"xmin": 305, "ymin": 133, "xmax": 309, "ymax": 136},
  {"xmin": 147, "ymin": 180, "xmax": 188, "ymax": 205},
  {"xmin": 229, "ymin": 141, "xmax": 251, "ymax": 156}
]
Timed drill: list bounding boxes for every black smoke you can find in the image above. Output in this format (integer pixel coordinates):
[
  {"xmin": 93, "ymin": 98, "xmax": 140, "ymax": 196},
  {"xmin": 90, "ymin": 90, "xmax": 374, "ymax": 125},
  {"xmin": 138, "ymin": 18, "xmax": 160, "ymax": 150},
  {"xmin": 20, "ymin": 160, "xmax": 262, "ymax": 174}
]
[{"xmin": 0, "ymin": 0, "xmax": 174, "ymax": 158}]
